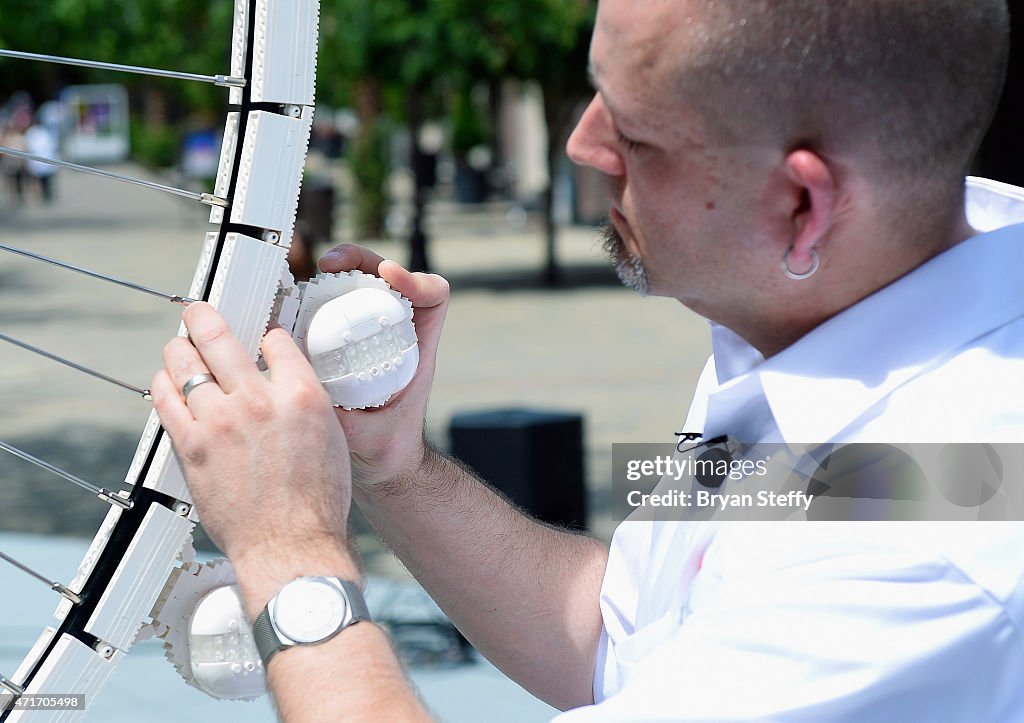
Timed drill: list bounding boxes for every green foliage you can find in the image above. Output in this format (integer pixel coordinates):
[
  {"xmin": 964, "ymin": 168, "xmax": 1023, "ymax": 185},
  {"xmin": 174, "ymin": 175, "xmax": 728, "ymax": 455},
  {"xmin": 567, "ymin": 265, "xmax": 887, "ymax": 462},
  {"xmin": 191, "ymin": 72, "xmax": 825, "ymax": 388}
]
[
  {"xmin": 0, "ymin": 0, "xmax": 594, "ymax": 245},
  {"xmin": 449, "ymin": 91, "xmax": 490, "ymax": 154},
  {"xmin": 318, "ymin": 0, "xmax": 594, "ymax": 112},
  {"xmin": 434, "ymin": 0, "xmax": 594, "ymax": 88},
  {"xmin": 0, "ymin": 1, "xmax": 231, "ymax": 115},
  {"xmin": 114, "ymin": 0, "xmax": 232, "ymax": 113},
  {"xmin": 129, "ymin": 118, "xmax": 180, "ymax": 169},
  {"xmin": 350, "ymin": 118, "xmax": 391, "ymax": 239},
  {"xmin": 1, "ymin": 0, "xmax": 594, "ymax": 119},
  {"xmin": 318, "ymin": 0, "xmax": 594, "ymax": 238},
  {"xmin": 319, "ymin": 0, "xmax": 447, "ymax": 100}
]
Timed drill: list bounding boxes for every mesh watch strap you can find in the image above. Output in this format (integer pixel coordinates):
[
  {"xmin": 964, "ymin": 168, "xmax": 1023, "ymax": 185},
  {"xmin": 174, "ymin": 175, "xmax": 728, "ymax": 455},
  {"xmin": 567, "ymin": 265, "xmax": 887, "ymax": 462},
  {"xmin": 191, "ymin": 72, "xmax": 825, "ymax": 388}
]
[
  {"xmin": 253, "ymin": 577, "xmax": 371, "ymax": 665},
  {"xmin": 253, "ymin": 607, "xmax": 283, "ymax": 664},
  {"xmin": 338, "ymin": 578, "xmax": 372, "ymax": 622}
]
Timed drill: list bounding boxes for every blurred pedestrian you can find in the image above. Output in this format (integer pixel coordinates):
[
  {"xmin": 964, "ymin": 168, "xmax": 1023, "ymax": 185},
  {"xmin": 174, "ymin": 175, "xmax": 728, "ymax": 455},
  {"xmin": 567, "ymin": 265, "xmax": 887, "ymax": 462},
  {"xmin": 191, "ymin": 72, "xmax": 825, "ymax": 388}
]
[
  {"xmin": 0, "ymin": 105, "xmax": 30, "ymax": 206},
  {"xmin": 25, "ymin": 113, "xmax": 59, "ymax": 204}
]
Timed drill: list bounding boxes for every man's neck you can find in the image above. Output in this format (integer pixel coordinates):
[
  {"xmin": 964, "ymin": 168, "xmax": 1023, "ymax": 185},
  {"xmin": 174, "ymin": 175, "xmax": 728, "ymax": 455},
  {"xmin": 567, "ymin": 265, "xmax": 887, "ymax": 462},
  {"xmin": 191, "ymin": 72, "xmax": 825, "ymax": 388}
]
[{"xmin": 726, "ymin": 213, "xmax": 978, "ymax": 360}]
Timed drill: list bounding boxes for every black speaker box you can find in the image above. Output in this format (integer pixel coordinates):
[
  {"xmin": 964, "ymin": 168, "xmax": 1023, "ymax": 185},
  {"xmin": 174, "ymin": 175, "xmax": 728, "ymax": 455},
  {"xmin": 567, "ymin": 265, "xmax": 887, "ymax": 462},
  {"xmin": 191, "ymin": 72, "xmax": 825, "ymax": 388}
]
[{"xmin": 449, "ymin": 409, "xmax": 587, "ymax": 530}]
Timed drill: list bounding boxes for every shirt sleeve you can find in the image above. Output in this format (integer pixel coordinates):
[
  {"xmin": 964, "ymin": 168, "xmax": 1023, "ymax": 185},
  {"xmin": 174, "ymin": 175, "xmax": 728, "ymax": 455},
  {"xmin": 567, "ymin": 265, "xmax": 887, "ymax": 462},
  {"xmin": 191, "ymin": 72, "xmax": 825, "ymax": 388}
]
[{"xmin": 555, "ymin": 535, "xmax": 1024, "ymax": 722}]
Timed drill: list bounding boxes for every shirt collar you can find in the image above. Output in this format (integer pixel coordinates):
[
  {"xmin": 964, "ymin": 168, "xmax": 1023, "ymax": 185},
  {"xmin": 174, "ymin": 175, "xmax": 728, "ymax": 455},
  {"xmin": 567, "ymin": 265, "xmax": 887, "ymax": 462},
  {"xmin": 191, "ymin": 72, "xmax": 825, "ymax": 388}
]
[{"xmin": 704, "ymin": 177, "xmax": 1024, "ymax": 443}]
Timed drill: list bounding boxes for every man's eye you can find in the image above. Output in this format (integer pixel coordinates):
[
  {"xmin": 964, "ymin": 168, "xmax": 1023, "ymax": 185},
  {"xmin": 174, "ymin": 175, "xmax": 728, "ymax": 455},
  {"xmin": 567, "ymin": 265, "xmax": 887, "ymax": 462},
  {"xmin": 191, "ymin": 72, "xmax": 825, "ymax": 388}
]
[{"xmin": 618, "ymin": 131, "xmax": 642, "ymax": 153}]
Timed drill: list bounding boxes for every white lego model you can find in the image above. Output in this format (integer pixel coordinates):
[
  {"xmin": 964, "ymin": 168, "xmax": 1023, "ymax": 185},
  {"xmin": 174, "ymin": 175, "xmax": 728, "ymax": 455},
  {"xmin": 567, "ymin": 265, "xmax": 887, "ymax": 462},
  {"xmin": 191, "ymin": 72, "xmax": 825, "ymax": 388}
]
[
  {"xmin": 187, "ymin": 584, "xmax": 264, "ymax": 700},
  {"xmin": 280, "ymin": 271, "xmax": 419, "ymax": 409},
  {"xmin": 142, "ymin": 549, "xmax": 265, "ymax": 701},
  {"xmin": 306, "ymin": 286, "xmax": 419, "ymax": 409},
  {"xmin": 5, "ymin": 1, "xmax": 330, "ymax": 718}
]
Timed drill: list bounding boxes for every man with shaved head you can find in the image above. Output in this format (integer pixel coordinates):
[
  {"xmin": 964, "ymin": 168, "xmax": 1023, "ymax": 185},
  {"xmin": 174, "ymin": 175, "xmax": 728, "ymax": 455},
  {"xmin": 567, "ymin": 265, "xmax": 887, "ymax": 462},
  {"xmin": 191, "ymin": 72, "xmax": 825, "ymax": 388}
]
[
  {"xmin": 155, "ymin": 1, "xmax": 1024, "ymax": 720},
  {"xmin": 579, "ymin": 0, "xmax": 1009, "ymax": 355}
]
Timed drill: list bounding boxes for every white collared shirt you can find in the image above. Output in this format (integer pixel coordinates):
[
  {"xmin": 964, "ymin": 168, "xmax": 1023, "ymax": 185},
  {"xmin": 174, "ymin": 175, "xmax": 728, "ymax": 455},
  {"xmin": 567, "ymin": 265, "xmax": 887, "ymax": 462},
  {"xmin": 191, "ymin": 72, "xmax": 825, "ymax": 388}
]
[{"xmin": 556, "ymin": 178, "xmax": 1024, "ymax": 722}]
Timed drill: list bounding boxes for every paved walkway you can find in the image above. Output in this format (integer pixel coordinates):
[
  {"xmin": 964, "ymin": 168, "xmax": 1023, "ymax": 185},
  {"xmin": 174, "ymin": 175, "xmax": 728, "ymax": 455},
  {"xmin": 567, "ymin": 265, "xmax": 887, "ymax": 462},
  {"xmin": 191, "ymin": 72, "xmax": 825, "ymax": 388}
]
[{"xmin": 0, "ymin": 162, "xmax": 713, "ymax": 575}]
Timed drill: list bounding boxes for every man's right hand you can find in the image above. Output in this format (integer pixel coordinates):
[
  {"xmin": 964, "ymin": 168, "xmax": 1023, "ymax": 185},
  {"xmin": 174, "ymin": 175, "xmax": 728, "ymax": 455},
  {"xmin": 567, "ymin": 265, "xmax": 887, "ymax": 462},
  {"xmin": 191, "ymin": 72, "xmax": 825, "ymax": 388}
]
[
  {"xmin": 319, "ymin": 245, "xmax": 606, "ymax": 711},
  {"xmin": 317, "ymin": 244, "xmax": 450, "ymax": 489}
]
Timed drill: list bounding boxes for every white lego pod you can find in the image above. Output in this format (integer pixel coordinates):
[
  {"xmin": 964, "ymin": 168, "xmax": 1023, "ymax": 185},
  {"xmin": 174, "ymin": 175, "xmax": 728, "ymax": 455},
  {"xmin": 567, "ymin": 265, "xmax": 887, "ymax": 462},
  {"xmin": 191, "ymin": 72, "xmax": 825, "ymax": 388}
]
[
  {"xmin": 250, "ymin": 0, "xmax": 320, "ymax": 106},
  {"xmin": 189, "ymin": 585, "xmax": 266, "ymax": 699},
  {"xmin": 284, "ymin": 271, "xmax": 419, "ymax": 409},
  {"xmin": 230, "ymin": 109, "xmax": 313, "ymax": 249},
  {"xmin": 148, "ymin": 557, "xmax": 267, "ymax": 699},
  {"xmin": 306, "ymin": 289, "xmax": 419, "ymax": 409}
]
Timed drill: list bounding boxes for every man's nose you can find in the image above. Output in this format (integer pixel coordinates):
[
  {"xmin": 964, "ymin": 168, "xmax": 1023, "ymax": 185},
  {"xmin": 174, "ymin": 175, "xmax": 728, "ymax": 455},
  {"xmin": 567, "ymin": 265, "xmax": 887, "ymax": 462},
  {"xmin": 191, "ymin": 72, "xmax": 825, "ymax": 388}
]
[{"xmin": 566, "ymin": 94, "xmax": 626, "ymax": 177}]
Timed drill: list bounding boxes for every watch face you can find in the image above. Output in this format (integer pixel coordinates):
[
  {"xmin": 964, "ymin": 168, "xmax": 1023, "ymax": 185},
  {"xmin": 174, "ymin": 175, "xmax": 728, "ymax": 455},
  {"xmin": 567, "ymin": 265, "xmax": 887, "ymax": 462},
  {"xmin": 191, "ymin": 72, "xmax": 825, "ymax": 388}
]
[{"xmin": 272, "ymin": 577, "xmax": 348, "ymax": 644}]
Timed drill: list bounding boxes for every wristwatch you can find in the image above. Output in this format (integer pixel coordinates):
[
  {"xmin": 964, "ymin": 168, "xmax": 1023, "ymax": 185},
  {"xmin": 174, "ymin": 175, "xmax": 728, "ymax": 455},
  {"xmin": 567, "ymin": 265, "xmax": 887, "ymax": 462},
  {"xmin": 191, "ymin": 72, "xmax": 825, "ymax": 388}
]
[{"xmin": 253, "ymin": 576, "xmax": 371, "ymax": 665}]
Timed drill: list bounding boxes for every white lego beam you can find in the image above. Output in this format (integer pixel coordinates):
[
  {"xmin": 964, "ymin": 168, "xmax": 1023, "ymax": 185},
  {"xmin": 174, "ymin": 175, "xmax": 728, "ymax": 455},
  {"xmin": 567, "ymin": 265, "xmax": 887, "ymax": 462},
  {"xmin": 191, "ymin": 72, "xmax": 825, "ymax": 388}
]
[
  {"xmin": 84, "ymin": 504, "xmax": 193, "ymax": 651},
  {"xmin": 230, "ymin": 109, "xmax": 313, "ymax": 248},
  {"xmin": 204, "ymin": 233, "xmax": 288, "ymax": 359},
  {"xmin": 9, "ymin": 635, "xmax": 124, "ymax": 723},
  {"xmin": 8, "ymin": 1, "xmax": 325, "ymax": 718},
  {"xmin": 209, "ymin": 114, "xmax": 240, "ymax": 226},
  {"xmin": 55, "ymin": 506, "xmax": 125, "ymax": 621},
  {"xmin": 228, "ymin": 1, "xmax": 251, "ymax": 107},
  {"xmin": 140, "ymin": 439, "xmax": 191, "ymax": 506},
  {"xmin": 11, "ymin": 627, "xmax": 57, "ymax": 688},
  {"xmin": 250, "ymin": 0, "xmax": 320, "ymax": 106}
]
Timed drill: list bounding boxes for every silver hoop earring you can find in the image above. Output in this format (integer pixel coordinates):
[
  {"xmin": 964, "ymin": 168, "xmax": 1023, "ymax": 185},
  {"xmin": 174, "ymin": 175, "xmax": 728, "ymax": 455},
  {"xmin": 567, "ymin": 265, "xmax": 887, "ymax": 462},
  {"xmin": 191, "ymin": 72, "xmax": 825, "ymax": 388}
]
[{"xmin": 782, "ymin": 247, "xmax": 820, "ymax": 280}]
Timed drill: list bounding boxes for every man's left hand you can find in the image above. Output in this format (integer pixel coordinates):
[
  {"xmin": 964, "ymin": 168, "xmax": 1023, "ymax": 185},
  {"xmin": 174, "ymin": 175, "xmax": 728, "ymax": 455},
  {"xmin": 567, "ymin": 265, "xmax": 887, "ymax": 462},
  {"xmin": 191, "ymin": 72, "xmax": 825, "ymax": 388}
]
[{"xmin": 151, "ymin": 302, "xmax": 358, "ymax": 616}]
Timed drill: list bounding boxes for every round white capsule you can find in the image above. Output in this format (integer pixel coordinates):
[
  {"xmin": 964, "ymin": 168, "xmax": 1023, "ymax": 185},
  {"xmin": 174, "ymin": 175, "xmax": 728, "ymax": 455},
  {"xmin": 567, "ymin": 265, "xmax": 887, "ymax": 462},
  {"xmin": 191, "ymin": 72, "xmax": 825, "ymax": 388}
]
[
  {"xmin": 304, "ymin": 287, "xmax": 419, "ymax": 409},
  {"xmin": 189, "ymin": 585, "xmax": 266, "ymax": 700}
]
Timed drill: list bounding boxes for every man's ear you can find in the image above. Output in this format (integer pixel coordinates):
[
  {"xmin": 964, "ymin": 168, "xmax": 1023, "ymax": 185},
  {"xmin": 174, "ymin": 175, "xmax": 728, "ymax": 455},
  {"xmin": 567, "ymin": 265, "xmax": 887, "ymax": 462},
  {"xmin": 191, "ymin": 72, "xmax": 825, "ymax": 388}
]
[{"xmin": 783, "ymin": 149, "xmax": 837, "ymax": 274}]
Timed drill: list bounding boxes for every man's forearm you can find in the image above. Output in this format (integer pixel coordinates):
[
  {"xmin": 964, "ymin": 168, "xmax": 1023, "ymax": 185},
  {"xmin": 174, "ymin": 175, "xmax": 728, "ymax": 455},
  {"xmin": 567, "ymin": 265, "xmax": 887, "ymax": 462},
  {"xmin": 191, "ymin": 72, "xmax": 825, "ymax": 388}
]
[
  {"xmin": 353, "ymin": 445, "xmax": 608, "ymax": 711},
  {"xmin": 266, "ymin": 624, "xmax": 430, "ymax": 723},
  {"xmin": 233, "ymin": 545, "xmax": 431, "ymax": 722}
]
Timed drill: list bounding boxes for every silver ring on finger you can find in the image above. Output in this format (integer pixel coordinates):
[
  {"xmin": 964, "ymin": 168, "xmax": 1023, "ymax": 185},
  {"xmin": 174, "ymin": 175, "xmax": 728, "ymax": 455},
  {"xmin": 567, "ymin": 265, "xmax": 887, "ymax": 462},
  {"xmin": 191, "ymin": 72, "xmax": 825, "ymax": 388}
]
[{"xmin": 182, "ymin": 373, "xmax": 218, "ymax": 401}]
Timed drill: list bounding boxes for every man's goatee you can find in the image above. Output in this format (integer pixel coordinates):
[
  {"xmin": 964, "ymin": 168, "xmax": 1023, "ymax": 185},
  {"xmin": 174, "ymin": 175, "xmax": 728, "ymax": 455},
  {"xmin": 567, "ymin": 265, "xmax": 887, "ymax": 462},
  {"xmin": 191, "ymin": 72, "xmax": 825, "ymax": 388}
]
[{"xmin": 601, "ymin": 221, "xmax": 649, "ymax": 296}]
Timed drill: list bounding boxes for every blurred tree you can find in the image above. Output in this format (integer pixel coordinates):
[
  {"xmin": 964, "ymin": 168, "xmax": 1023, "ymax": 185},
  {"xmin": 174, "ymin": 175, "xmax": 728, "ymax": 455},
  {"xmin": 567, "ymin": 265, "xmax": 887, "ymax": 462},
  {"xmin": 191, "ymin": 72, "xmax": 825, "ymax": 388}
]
[
  {"xmin": 115, "ymin": 0, "xmax": 233, "ymax": 117},
  {"xmin": 0, "ymin": 1, "xmax": 231, "ymax": 164},
  {"xmin": 0, "ymin": 3, "xmax": 68, "ymax": 100},
  {"xmin": 319, "ymin": 0, "xmax": 445, "ymax": 269},
  {"xmin": 436, "ymin": 0, "xmax": 595, "ymax": 284},
  {"xmin": 449, "ymin": 88, "xmax": 492, "ymax": 205},
  {"xmin": 524, "ymin": 6, "xmax": 595, "ymax": 286},
  {"xmin": 1, "ymin": 1, "xmax": 594, "ymax": 275},
  {"xmin": 320, "ymin": 0, "xmax": 594, "ymax": 275},
  {"xmin": 115, "ymin": 0, "xmax": 232, "ymax": 166}
]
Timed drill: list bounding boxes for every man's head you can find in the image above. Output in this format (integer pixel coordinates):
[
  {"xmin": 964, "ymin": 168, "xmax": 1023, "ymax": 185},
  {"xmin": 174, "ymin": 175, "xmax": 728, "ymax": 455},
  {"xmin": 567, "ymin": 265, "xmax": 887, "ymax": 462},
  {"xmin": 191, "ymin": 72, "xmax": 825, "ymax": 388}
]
[
  {"xmin": 569, "ymin": 0, "xmax": 1010, "ymax": 354},
  {"xmin": 689, "ymin": 2, "xmax": 1007, "ymax": 176}
]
